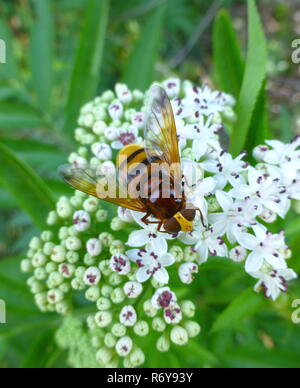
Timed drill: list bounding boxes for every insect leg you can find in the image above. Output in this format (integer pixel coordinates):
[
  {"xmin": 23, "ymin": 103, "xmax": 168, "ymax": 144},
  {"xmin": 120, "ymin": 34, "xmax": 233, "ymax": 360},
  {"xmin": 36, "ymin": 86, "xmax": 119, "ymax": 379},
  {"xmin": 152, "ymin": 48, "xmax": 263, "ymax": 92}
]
[
  {"xmin": 196, "ymin": 208, "xmax": 207, "ymax": 228},
  {"xmin": 141, "ymin": 214, "xmax": 161, "ymax": 225}
]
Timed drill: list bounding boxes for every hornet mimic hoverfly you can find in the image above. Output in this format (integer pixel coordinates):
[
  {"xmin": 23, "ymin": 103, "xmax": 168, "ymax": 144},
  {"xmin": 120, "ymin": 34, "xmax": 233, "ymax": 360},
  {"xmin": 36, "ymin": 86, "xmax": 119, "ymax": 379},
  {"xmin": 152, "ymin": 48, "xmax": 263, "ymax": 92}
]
[{"xmin": 60, "ymin": 85, "xmax": 199, "ymax": 234}]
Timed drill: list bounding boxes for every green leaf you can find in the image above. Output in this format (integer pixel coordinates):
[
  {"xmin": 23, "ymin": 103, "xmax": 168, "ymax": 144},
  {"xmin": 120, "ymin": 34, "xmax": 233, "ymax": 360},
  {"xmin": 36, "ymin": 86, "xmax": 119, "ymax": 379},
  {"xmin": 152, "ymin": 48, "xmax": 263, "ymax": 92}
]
[
  {"xmin": 122, "ymin": 2, "xmax": 167, "ymax": 91},
  {"xmin": 213, "ymin": 9, "xmax": 245, "ymax": 98},
  {"xmin": 63, "ymin": 0, "xmax": 110, "ymax": 140},
  {"xmin": 0, "ymin": 101, "xmax": 44, "ymax": 129},
  {"xmin": 230, "ymin": 0, "xmax": 267, "ymax": 156},
  {"xmin": 244, "ymin": 83, "xmax": 270, "ymax": 157},
  {"xmin": 0, "ymin": 142, "xmax": 56, "ymax": 229},
  {"xmin": 211, "ymin": 288, "xmax": 264, "ymax": 333},
  {"xmin": 29, "ymin": 0, "xmax": 54, "ymax": 110}
]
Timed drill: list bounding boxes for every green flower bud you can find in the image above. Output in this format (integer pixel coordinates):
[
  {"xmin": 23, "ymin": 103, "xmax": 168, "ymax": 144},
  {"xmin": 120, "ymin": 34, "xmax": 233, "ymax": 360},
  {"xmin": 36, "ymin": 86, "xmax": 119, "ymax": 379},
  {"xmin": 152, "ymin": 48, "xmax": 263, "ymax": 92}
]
[
  {"xmin": 87, "ymin": 315, "xmax": 98, "ymax": 330},
  {"xmin": 51, "ymin": 246, "xmax": 66, "ymax": 263},
  {"xmin": 56, "ymin": 300, "xmax": 72, "ymax": 315},
  {"xmin": 170, "ymin": 326, "xmax": 189, "ymax": 346},
  {"xmin": 115, "ymin": 336, "xmax": 133, "ymax": 357},
  {"xmin": 85, "ymin": 286, "xmax": 101, "ymax": 302},
  {"xmin": 109, "ymin": 273, "xmax": 123, "ymax": 286},
  {"xmin": 111, "ymin": 288, "xmax": 126, "ymax": 304},
  {"xmin": 123, "ymin": 358, "xmax": 134, "ymax": 368},
  {"xmin": 65, "ymin": 236, "xmax": 82, "ymax": 251},
  {"xmin": 41, "ymin": 230, "xmax": 53, "ymax": 242},
  {"xmin": 47, "ymin": 289, "xmax": 64, "ymax": 304},
  {"xmin": 111, "ymin": 323, "xmax": 127, "ymax": 337},
  {"xmin": 99, "ymin": 260, "xmax": 112, "ymax": 276},
  {"xmin": 83, "ymin": 197, "xmax": 99, "ymax": 213},
  {"xmin": 91, "ymin": 335, "xmax": 104, "ymax": 348},
  {"xmin": 207, "ymin": 197, "xmax": 221, "ymax": 212},
  {"xmin": 109, "ymin": 240, "xmax": 125, "ymax": 255},
  {"xmin": 43, "ymin": 242, "xmax": 55, "ymax": 256},
  {"xmin": 32, "ymin": 251, "xmax": 47, "ymax": 268},
  {"xmin": 182, "ymin": 148, "xmax": 196, "ymax": 160},
  {"xmin": 27, "ymin": 249, "xmax": 35, "ymax": 258},
  {"xmin": 95, "ymin": 311, "xmax": 113, "ymax": 328},
  {"xmin": 96, "ymin": 297, "xmax": 111, "ymax": 311},
  {"xmin": 99, "ymin": 232, "xmax": 114, "ymax": 247},
  {"xmin": 27, "ymin": 276, "xmax": 36, "ymax": 287},
  {"xmin": 104, "ymin": 333, "xmax": 117, "ymax": 348},
  {"xmin": 34, "ymin": 292, "xmax": 47, "ymax": 306},
  {"xmin": 66, "ymin": 251, "xmax": 80, "ymax": 264},
  {"xmin": 93, "ymin": 120, "xmax": 107, "ymax": 135},
  {"xmin": 95, "ymin": 209, "xmax": 108, "ymax": 223},
  {"xmin": 59, "ymin": 263, "xmax": 75, "ymax": 278},
  {"xmin": 184, "ymin": 246, "xmax": 198, "ymax": 262},
  {"xmin": 96, "ymin": 347, "xmax": 113, "ymax": 364},
  {"xmin": 29, "ymin": 237, "xmax": 42, "ymax": 251},
  {"xmin": 184, "ymin": 321, "xmax": 201, "ymax": 338},
  {"xmin": 222, "ymin": 107, "xmax": 236, "ymax": 123},
  {"xmin": 156, "ymin": 335, "xmax": 170, "ymax": 352},
  {"xmin": 75, "ymin": 266, "xmax": 86, "ymax": 279},
  {"xmin": 101, "ymin": 285, "xmax": 113, "ymax": 298},
  {"xmin": 47, "ymin": 211, "xmax": 59, "ymax": 225},
  {"xmin": 150, "ymin": 277, "xmax": 164, "ymax": 289},
  {"xmin": 21, "ymin": 259, "xmax": 33, "ymax": 273},
  {"xmin": 48, "ymin": 271, "xmax": 64, "ymax": 288},
  {"xmin": 181, "ymin": 300, "xmax": 196, "ymax": 318},
  {"xmin": 45, "ymin": 262, "xmax": 58, "ymax": 274},
  {"xmin": 59, "ymin": 227, "xmax": 69, "ymax": 240},
  {"xmin": 169, "ymin": 246, "xmax": 184, "ymax": 262},
  {"xmin": 70, "ymin": 196, "xmax": 83, "ymax": 208},
  {"xmin": 68, "ymin": 226, "xmax": 80, "ymax": 237},
  {"xmin": 133, "ymin": 321, "xmax": 149, "ymax": 337},
  {"xmin": 132, "ymin": 90, "xmax": 144, "ymax": 102},
  {"xmin": 143, "ymin": 300, "xmax": 158, "ymax": 318},
  {"xmin": 57, "ymin": 199, "xmax": 73, "ymax": 219},
  {"xmin": 34, "ymin": 267, "xmax": 48, "ymax": 280},
  {"xmin": 152, "ymin": 317, "xmax": 167, "ymax": 332},
  {"xmin": 30, "ymin": 280, "xmax": 45, "ymax": 294},
  {"xmin": 59, "ymin": 282, "xmax": 71, "ymax": 294},
  {"xmin": 129, "ymin": 348, "xmax": 145, "ymax": 367},
  {"xmin": 106, "ymin": 359, "xmax": 119, "ymax": 368},
  {"xmin": 111, "ymin": 217, "xmax": 126, "ymax": 231},
  {"xmin": 83, "ymin": 253, "xmax": 97, "ymax": 266},
  {"xmin": 71, "ymin": 278, "xmax": 85, "ymax": 291}
]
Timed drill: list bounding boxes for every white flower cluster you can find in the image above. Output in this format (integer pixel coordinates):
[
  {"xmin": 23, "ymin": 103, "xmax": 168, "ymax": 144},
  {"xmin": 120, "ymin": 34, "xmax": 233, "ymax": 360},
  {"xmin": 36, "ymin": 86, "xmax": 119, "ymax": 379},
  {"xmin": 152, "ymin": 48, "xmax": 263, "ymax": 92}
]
[{"xmin": 21, "ymin": 79, "xmax": 298, "ymax": 367}]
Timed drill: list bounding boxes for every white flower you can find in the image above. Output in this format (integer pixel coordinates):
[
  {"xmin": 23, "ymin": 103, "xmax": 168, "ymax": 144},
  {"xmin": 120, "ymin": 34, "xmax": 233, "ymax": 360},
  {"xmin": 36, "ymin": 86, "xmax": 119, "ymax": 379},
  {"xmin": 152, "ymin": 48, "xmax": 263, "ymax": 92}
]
[
  {"xmin": 110, "ymin": 254, "xmax": 131, "ymax": 275},
  {"xmin": 163, "ymin": 78, "xmax": 181, "ymax": 99},
  {"xmin": 127, "ymin": 212, "xmax": 172, "ymax": 250},
  {"xmin": 185, "ymin": 115, "xmax": 223, "ymax": 160},
  {"xmin": 127, "ymin": 242, "xmax": 175, "ymax": 284},
  {"xmin": 115, "ymin": 336, "xmax": 133, "ymax": 357},
  {"xmin": 250, "ymin": 266, "xmax": 297, "ymax": 301},
  {"xmin": 120, "ymin": 306, "xmax": 137, "ymax": 327},
  {"xmin": 230, "ymin": 167, "xmax": 288, "ymax": 218},
  {"xmin": 229, "ymin": 246, "xmax": 247, "ymax": 262},
  {"xmin": 115, "ymin": 84, "xmax": 133, "ymax": 105},
  {"xmin": 123, "ymin": 281, "xmax": 143, "ymax": 299},
  {"xmin": 91, "ymin": 142, "xmax": 112, "ymax": 160},
  {"xmin": 180, "ymin": 223, "xmax": 228, "ymax": 264},
  {"xmin": 164, "ymin": 303, "xmax": 183, "ymax": 325},
  {"xmin": 86, "ymin": 238, "xmax": 102, "ymax": 257},
  {"xmin": 111, "ymin": 126, "xmax": 141, "ymax": 150},
  {"xmin": 151, "ymin": 287, "xmax": 177, "ymax": 309},
  {"xmin": 209, "ymin": 191, "xmax": 259, "ymax": 244},
  {"xmin": 203, "ymin": 151, "xmax": 248, "ymax": 190},
  {"xmin": 104, "ymin": 126, "xmax": 119, "ymax": 141},
  {"xmin": 83, "ymin": 267, "xmax": 101, "ymax": 285},
  {"xmin": 108, "ymin": 99, "xmax": 124, "ymax": 120},
  {"xmin": 73, "ymin": 210, "xmax": 91, "ymax": 232},
  {"xmin": 237, "ymin": 225, "xmax": 288, "ymax": 273},
  {"xmin": 131, "ymin": 112, "xmax": 145, "ymax": 129},
  {"xmin": 183, "ymin": 85, "xmax": 235, "ymax": 118},
  {"xmin": 178, "ymin": 263, "xmax": 198, "ymax": 284}
]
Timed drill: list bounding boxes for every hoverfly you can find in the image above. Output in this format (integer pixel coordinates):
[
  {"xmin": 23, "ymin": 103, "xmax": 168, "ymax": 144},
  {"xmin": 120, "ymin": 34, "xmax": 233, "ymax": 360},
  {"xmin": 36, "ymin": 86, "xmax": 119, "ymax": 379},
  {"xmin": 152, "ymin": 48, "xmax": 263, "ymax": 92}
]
[{"xmin": 60, "ymin": 85, "xmax": 197, "ymax": 234}]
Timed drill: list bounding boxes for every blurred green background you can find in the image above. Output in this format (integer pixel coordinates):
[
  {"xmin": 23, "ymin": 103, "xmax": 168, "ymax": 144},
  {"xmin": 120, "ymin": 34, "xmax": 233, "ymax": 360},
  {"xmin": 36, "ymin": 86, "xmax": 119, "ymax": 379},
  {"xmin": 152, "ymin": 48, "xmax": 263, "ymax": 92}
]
[{"xmin": 0, "ymin": 0, "xmax": 300, "ymax": 368}]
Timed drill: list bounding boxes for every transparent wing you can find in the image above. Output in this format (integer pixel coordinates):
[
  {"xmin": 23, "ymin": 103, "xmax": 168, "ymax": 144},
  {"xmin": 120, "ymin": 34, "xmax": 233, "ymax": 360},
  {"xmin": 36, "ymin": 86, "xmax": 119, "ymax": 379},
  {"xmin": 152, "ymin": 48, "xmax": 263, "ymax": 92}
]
[
  {"xmin": 144, "ymin": 84, "xmax": 181, "ymax": 180},
  {"xmin": 59, "ymin": 164, "xmax": 148, "ymax": 212}
]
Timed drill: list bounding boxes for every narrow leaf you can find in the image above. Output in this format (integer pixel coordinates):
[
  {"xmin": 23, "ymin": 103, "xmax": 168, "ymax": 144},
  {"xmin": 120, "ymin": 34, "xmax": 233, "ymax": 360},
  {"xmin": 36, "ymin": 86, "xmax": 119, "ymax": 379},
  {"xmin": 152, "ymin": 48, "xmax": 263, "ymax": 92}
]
[
  {"xmin": 64, "ymin": 0, "xmax": 110, "ymax": 139},
  {"xmin": 230, "ymin": 0, "xmax": 267, "ymax": 156},
  {"xmin": 29, "ymin": 0, "xmax": 54, "ymax": 109},
  {"xmin": 122, "ymin": 2, "xmax": 167, "ymax": 90},
  {"xmin": 0, "ymin": 142, "xmax": 56, "ymax": 229},
  {"xmin": 0, "ymin": 101, "xmax": 44, "ymax": 129},
  {"xmin": 213, "ymin": 9, "xmax": 245, "ymax": 98},
  {"xmin": 211, "ymin": 288, "xmax": 264, "ymax": 333}
]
